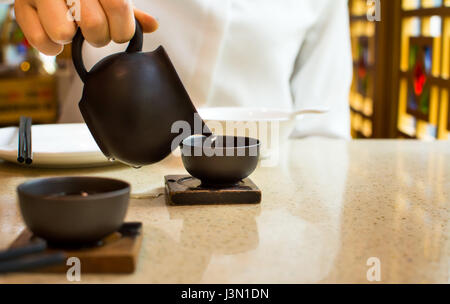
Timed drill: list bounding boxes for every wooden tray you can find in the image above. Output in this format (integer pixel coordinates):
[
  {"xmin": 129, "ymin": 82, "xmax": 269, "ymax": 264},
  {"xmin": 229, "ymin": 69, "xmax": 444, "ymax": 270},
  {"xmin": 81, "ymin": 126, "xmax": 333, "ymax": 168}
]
[
  {"xmin": 165, "ymin": 175, "xmax": 261, "ymax": 205},
  {"xmin": 9, "ymin": 222, "xmax": 143, "ymax": 274}
]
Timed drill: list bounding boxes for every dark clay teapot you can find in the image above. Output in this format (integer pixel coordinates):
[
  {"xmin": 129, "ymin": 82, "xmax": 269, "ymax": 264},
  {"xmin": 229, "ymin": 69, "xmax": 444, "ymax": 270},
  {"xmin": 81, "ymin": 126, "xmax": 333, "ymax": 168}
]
[{"xmin": 72, "ymin": 20, "xmax": 210, "ymax": 166}]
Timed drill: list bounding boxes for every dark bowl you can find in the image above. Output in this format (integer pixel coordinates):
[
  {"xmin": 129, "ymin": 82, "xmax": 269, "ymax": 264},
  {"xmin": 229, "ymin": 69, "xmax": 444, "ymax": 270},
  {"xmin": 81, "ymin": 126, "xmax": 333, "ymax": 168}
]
[
  {"xmin": 17, "ymin": 177, "xmax": 130, "ymax": 246},
  {"xmin": 180, "ymin": 135, "xmax": 260, "ymax": 186}
]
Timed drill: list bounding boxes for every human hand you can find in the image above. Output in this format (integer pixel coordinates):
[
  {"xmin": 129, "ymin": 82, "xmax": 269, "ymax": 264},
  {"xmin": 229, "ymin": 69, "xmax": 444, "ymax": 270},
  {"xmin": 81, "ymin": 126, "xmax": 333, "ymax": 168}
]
[{"xmin": 14, "ymin": 0, "xmax": 158, "ymax": 55}]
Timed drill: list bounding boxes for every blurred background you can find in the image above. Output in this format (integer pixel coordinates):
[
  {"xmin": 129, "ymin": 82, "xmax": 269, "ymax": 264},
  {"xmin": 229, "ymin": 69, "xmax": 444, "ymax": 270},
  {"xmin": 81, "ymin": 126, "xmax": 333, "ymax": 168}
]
[
  {"xmin": 0, "ymin": 0, "xmax": 449, "ymax": 140},
  {"xmin": 0, "ymin": 1, "xmax": 72, "ymax": 127},
  {"xmin": 350, "ymin": 0, "xmax": 449, "ymax": 140}
]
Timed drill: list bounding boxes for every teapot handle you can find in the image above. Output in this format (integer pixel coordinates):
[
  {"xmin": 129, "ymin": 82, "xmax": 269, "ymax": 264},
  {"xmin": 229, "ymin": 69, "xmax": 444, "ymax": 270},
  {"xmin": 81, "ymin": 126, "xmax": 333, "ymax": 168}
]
[{"xmin": 72, "ymin": 19, "xmax": 143, "ymax": 83}]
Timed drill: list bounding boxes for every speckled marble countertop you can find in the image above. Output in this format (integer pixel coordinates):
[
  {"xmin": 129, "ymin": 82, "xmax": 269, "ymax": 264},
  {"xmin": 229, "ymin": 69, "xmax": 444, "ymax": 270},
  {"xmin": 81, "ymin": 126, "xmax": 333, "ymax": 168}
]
[{"xmin": 0, "ymin": 139, "xmax": 448, "ymax": 283}]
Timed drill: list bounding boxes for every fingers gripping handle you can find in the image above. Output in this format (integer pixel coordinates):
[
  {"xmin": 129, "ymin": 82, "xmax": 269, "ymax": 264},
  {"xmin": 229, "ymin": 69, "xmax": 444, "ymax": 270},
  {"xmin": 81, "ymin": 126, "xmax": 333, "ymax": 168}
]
[{"xmin": 72, "ymin": 19, "xmax": 143, "ymax": 83}]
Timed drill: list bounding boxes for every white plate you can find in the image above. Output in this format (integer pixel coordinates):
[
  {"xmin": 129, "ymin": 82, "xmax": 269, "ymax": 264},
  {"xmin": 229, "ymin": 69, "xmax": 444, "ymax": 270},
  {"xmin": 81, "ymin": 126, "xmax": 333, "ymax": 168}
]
[
  {"xmin": 198, "ymin": 107, "xmax": 294, "ymax": 122},
  {"xmin": 0, "ymin": 123, "xmax": 110, "ymax": 168}
]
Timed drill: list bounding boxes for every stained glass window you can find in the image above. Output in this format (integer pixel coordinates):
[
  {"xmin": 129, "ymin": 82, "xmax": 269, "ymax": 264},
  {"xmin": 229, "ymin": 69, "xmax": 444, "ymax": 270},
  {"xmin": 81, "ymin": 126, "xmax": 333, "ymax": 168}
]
[
  {"xmin": 349, "ymin": 0, "xmax": 376, "ymax": 138},
  {"xmin": 397, "ymin": 0, "xmax": 450, "ymax": 140},
  {"xmin": 407, "ymin": 38, "xmax": 433, "ymax": 120}
]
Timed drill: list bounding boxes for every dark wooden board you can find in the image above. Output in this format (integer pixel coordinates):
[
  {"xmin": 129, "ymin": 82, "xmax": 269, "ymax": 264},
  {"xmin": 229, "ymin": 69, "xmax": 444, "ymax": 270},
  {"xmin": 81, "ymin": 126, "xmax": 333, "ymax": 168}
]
[
  {"xmin": 9, "ymin": 222, "xmax": 143, "ymax": 274},
  {"xmin": 165, "ymin": 175, "xmax": 261, "ymax": 205}
]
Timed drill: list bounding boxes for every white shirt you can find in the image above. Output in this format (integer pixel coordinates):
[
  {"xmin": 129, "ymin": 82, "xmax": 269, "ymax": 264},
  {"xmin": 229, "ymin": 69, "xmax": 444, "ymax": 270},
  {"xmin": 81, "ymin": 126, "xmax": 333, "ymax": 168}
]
[{"xmin": 59, "ymin": 0, "xmax": 353, "ymax": 139}]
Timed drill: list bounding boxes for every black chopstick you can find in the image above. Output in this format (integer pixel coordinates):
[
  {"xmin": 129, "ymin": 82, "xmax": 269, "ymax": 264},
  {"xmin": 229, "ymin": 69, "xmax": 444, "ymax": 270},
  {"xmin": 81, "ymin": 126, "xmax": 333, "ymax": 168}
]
[
  {"xmin": 25, "ymin": 117, "xmax": 33, "ymax": 165},
  {"xmin": 0, "ymin": 252, "xmax": 66, "ymax": 274},
  {"xmin": 17, "ymin": 116, "xmax": 33, "ymax": 165},
  {"xmin": 17, "ymin": 116, "xmax": 27, "ymax": 163},
  {"xmin": 0, "ymin": 238, "xmax": 46, "ymax": 261}
]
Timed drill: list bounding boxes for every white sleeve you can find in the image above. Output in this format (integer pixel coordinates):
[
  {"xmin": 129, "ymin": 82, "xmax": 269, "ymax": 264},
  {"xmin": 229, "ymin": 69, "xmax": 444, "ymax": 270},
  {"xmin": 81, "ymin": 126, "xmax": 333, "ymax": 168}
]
[{"xmin": 290, "ymin": 0, "xmax": 353, "ymax": 139}]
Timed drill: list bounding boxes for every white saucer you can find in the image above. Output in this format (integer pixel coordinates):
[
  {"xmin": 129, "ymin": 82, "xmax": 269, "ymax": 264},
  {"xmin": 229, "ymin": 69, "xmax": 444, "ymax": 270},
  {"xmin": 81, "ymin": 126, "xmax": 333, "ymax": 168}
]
[{"xmin": 0, "ymin": 123, "xmax": 110, "ymax": 168}]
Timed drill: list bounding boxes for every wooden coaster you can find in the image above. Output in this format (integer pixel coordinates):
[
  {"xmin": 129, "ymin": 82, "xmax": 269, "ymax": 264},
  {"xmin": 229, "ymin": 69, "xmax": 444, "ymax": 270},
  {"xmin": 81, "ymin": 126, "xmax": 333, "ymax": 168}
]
[
  {"xmin": 9, "ymin": 222, "xmax": 143, "ymax": 274},
  {"xmin": 165, "ymin": 175, "xmax": 261, "ymax": 205}
]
